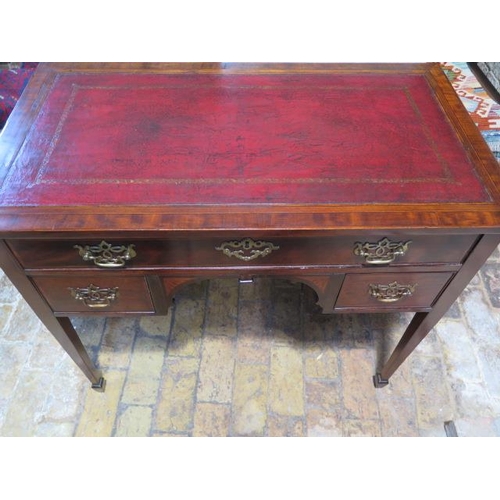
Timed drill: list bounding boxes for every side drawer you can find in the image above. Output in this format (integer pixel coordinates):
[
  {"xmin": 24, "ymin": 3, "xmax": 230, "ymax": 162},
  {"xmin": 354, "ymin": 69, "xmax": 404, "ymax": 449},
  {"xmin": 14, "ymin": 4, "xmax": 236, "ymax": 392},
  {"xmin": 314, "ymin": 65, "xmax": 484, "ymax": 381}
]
[
  {"xmin": 7, "ymin": 234, "xmax": 478, "ymax": 269},
  {"xmin": 335, "ymin": 272, "xmax": 454, "ymax": 310},
  {"xmin": 31, "ymin": 275, "xmax": 155, "ymax": 314}
]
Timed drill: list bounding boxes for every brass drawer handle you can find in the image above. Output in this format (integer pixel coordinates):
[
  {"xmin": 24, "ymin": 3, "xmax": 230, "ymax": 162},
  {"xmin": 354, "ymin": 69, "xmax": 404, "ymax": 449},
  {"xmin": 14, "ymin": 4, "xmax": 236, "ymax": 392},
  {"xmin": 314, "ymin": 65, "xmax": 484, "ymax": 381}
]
[
  {"xmin": 74, "ymin": 240, "xmax": 136, "ymax": 268},
  {"xmin": 215, "ymin": 237, "xmax": 279, "ymax": 261},
  {"xmin": 353, "ymin": 237, "xmax": 411, "ymax": 265},
  {"xmin": 369, "ymin": 281, "xmax": 416, "ymax": 303},
  {"xmin": 69, "ymin": 284, "xmax": 119, "ymax": 308}
]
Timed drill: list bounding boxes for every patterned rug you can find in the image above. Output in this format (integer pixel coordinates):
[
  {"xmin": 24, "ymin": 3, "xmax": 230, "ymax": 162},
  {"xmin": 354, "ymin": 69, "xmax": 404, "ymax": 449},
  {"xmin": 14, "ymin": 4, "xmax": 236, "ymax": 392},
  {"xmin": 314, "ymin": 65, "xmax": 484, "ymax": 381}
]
[
  {"xmin": 0, "ymin": 63, "xmax": 38, "ymax": 130},
  {"xmin": 442, "ymin": 62, "xmax": 500, "ymax": 162},
  {"xmin": 1, "ymin": 62, "xmax": 499, "ymax": 163}
]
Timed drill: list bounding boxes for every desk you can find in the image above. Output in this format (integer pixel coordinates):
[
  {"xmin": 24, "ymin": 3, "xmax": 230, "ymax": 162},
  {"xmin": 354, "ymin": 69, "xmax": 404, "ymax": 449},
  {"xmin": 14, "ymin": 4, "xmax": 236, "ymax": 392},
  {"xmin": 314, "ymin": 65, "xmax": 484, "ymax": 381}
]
[{"xmin": 1, "ymin": 63, "xmax": 499, "ymax": 392}]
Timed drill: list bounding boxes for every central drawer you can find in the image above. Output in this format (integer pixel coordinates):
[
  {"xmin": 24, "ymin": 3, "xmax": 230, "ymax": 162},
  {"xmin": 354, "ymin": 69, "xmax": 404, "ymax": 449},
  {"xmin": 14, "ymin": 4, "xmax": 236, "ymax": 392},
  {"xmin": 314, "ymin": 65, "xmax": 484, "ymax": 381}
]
[{"xmin": 8, "ymin": 234, "xmax": 477, "ymax": 270}]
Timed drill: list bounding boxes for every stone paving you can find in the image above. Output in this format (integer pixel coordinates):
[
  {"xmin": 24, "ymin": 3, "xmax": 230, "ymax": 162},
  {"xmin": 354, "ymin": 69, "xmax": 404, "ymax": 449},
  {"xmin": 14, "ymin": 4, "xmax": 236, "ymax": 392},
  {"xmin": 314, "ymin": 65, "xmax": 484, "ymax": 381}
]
[{"xmin": 1, "ymin": 247, "xmax": 500, "ymax": 437}]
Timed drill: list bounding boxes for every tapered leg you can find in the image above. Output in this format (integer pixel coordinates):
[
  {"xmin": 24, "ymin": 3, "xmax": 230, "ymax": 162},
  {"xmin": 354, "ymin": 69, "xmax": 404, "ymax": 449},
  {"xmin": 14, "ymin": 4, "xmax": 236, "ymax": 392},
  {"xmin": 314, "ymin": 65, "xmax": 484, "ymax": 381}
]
[
  {"xmin": 374, "ymin": 234, "xmax": 500, "ymax": 388},
  {"xmin": 374, "ymin": 312, "xmax": 428, "ymax": 387},
  {"xmin": 0, "ymin": 241, "xmax": 105, "ymax": 391},
  {"xmin": 54, "ymin": 317, "xmax": 105, "ymax": 390}
]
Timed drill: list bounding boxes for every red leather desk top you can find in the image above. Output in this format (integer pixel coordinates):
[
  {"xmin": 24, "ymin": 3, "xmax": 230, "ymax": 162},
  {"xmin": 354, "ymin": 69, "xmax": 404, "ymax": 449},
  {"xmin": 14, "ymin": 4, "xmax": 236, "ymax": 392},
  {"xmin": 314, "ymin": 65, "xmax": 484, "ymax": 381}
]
[{"xmin": 0, "ymin": 66, "xmax": 491, "ymax": 207}]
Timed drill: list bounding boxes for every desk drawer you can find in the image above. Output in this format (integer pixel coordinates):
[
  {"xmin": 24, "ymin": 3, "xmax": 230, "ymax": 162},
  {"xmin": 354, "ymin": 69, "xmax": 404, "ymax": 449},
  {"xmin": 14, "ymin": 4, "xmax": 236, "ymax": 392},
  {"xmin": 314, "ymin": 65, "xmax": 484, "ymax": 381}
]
[
  {"xmin": 8, "ymin": 234, "xmax": 477, "ymax": 269},
  {"xmin": 335, "ymin": 271, "xmax": 454, "ymax": 310},
  {"xmin": 31, "ymin": 275, "xmax": 155, "ymax": 314}
]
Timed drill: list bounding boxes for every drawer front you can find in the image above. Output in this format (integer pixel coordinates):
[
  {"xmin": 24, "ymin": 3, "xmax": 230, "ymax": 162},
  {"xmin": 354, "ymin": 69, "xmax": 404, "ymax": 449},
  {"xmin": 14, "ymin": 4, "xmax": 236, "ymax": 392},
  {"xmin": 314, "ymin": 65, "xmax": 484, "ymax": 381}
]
[
  {"xmin": 8, "ymin": 234, "xmax": 477, "ymax": 269},
  {"xmin": 335, "ymin": 272, "xmax": 454, "ymax": 310},
  {"xmin": 32, "ymin": 275, "xmax": 155, "ymax": 314}
]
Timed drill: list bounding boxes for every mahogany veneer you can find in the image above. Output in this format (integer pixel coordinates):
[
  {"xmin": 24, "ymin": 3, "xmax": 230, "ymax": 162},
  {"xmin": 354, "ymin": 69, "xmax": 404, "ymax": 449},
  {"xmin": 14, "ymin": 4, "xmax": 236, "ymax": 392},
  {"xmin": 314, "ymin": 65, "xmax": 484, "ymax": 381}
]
[{"xmin": 1, "ymin": 62, "xmax": 499, "ymax": 392}]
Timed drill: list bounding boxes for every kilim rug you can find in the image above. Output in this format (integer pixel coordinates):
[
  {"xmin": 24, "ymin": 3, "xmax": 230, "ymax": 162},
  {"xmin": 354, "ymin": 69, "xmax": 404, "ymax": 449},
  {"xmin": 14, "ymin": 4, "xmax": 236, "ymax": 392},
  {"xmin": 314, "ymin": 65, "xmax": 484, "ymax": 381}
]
[
  {"xmin": 442, "ymin": 62, "xmax": 500, "ymax": 162},
  {"xmin": 1, "ymin": 62, "xmax": 499, "ymax": 163},
  {"xmin": 0, "ymin": 63, "xmax": 38, "ymax": 130}
]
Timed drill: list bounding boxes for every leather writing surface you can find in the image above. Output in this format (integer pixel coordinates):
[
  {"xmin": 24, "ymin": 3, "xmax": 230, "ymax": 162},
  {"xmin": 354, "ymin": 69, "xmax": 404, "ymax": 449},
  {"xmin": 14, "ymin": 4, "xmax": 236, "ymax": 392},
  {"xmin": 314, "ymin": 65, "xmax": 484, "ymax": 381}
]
[{"xmin": 0, "ymin": 71, "xmax": 490, "ymax": 206}]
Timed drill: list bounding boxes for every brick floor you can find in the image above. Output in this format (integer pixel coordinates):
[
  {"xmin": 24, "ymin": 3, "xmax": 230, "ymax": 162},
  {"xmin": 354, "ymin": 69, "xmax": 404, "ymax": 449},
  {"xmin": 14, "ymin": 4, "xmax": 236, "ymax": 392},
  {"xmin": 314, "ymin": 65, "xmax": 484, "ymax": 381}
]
[{"xmin": 1, "ymin": 247, "xmax": 500, "ymax": 437}]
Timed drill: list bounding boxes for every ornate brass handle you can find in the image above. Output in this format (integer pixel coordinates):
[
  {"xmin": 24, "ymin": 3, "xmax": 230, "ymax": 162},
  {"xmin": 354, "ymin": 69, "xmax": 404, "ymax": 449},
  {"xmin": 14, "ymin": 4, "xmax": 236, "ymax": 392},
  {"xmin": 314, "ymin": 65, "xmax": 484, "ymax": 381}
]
[
  {"xmin": 369, "ymin": 281, "xmax": 416, "ymax": 303},
  {"xmin": 215, "ymin": 237, "xmax": 279, "ymax": 261},
  {"xmin": 74, "ymin": 240, "xmax": 136, "ymax": 268},
  {"xmin": 69, "ymin": 284, "xmax": 119, "ymax": 308},
  {"xmin": 353, "ymin": 237, "xmax": 411, "ymax": 265}
]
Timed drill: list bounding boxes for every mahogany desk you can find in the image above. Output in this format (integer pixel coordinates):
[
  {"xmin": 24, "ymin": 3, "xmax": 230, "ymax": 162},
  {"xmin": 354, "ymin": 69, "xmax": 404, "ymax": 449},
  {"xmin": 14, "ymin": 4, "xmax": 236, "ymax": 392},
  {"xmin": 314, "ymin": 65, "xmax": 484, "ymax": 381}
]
[{"xmin": 1, "ymin": 63, "xmax": 499, "ymax": 392}]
